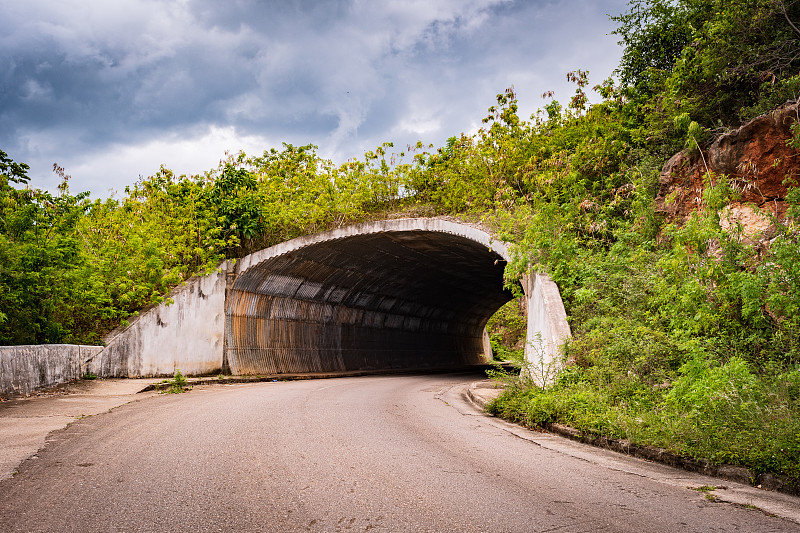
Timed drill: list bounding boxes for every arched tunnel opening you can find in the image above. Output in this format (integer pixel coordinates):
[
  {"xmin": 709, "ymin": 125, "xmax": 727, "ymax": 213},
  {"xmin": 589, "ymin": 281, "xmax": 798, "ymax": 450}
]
[{"xmin": 225, "ymin": 227, "xmax": 516, "ymax": 375}]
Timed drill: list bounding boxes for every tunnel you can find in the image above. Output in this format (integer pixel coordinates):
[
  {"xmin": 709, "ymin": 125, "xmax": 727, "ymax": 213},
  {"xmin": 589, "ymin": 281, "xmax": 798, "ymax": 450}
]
[
  {"xmin": 224, "ymin": 219, "xmax": 515, "ymax": 374},
  {"xmin": 91, "ymin": 218, "xmax": 570, "ymax": 380}
]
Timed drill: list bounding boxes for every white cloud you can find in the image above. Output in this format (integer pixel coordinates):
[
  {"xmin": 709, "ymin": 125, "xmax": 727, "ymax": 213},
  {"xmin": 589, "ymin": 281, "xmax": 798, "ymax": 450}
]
[
  {"xmin": 397, "ymin": 117, "xmax": 442, "ymax": 136},
  {"xmin": 53, "ymin": 125, "xmax": 276, "ymax": 195}
]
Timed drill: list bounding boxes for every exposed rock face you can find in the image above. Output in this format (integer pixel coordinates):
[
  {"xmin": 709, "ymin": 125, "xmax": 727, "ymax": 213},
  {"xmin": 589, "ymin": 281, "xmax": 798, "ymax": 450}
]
[{"xmin": 656, "ymin": 101, "xmax": 800, "ymax": 234}]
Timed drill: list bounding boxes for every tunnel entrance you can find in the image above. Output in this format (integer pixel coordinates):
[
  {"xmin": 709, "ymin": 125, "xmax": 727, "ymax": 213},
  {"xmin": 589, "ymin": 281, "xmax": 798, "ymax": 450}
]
[
  {"xmin": 93, "ymin": 217, "xmax": 569, "ymax": 380},
  {"xmin": 225, "ymin": 220, "xmax": 515, "ymax": 374}
]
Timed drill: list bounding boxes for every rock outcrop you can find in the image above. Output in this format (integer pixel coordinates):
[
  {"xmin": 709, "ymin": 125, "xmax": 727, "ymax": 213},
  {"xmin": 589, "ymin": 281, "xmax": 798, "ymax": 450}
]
[{"xmin": 656, "ymin": 101, "xmax": 799, "ymax": 235}]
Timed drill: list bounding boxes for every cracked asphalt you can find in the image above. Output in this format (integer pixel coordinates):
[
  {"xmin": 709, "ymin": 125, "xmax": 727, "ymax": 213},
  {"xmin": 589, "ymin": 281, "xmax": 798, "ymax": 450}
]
[{"xmin": 1, "ymin": 373, "xmax": 798, "ymax": 532}]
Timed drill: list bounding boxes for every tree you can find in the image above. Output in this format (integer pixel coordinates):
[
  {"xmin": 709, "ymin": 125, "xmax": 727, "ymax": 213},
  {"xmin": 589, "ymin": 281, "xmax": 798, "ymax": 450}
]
[
  {"xmin": 0, "ymin": 155, "xmax": 94, "ymax": 344},
  {"xmin": 613, "ymin": 0, "xmax": 800, "ymax": 129}
]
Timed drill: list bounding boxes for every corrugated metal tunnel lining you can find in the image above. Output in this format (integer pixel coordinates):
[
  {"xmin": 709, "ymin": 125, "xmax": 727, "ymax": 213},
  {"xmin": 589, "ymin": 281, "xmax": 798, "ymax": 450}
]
[{"xmin": 225, "ymin": 229, "xmax": 514, "ymax": 374}]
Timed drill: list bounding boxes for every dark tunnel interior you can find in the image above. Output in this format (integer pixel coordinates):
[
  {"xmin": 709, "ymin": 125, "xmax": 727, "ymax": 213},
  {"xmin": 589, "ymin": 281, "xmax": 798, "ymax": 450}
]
[{"xmin": 224, "ymin": 230, "xmax": 515, "ymax": 374}]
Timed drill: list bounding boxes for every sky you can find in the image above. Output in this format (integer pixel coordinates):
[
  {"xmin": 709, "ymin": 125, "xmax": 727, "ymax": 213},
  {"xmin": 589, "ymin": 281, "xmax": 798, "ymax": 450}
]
[{"xmin": 1, "ymin": 0, "xmax": 629, "ymax": 197}]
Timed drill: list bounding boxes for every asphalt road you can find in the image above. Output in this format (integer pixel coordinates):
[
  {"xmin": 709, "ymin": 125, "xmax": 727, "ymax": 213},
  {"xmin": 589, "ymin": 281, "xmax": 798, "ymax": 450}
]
[{"xmin": 1, "ymin": 373, "xmax": 798, "ymax": 532}]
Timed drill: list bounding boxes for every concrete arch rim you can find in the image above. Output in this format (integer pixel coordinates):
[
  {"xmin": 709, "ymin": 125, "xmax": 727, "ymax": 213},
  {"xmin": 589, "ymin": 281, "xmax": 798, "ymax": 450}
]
[{"xmin": 232, "ymin": 217, "xmax": 512, "ymax": 281}]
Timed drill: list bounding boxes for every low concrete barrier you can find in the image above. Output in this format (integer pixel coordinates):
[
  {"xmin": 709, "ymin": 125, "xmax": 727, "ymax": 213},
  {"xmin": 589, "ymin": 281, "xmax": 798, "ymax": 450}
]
[{"xmin": 0, "ymin": 344, "xmax": 104, "ymax": 397}]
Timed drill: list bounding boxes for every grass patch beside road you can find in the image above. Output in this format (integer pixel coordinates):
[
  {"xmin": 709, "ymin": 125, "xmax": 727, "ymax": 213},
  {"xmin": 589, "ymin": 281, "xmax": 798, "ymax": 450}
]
[{"xmin": 486, "ymin": 357, "xmax": 800, "ymax": 483}]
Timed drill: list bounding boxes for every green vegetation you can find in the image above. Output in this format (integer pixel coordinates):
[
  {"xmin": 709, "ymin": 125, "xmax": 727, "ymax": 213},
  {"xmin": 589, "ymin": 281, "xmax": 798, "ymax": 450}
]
[
  {"xmin": 486, "ymin": 298, "xmax": 527, "ymax": 364},
  {"xmin": 162, "ymin": 369, "xmax": 189, "ymax": 394},
  {"xmin": 481, "ymin": 1, "xmax": 800, "ymax": 483},
  {"xmin": 691, "ymin": 485, "xmax": 724, "ymax": 501},
  {"xmin": 612, "ymin": 0, "xmax": 800, "ymax": 152},
  {"xmin": 1, "ymin": 0, "xmax": 799, "ymax": 481}
]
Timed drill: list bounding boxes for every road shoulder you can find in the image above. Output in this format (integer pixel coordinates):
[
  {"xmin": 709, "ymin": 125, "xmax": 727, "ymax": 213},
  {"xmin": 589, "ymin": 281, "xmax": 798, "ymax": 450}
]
[
  {"xmin": 464, "ymin": 378, "xmax": 800, "ymax": 525},
  {"xmin": 0, "ymin": 378, "xmax": 159, "ymax": 480}
]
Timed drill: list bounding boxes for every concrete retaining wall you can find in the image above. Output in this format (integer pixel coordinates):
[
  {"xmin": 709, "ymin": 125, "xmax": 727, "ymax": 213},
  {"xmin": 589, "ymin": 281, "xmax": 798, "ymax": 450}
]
[
  {"xmin": 0, "ymin": 344, "xmax": 104, "ymax": 397},
  {"xmin": 522, "ymin": 272, "xmax": 572, "ymax": 385},
  {"xmin": 87, "ymin": 267, "xmax": 228, "ymax": 378}
]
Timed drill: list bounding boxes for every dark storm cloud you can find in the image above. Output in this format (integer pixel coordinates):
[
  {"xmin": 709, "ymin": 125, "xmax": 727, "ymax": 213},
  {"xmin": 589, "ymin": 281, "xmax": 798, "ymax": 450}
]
[{"xmin": 0, "ymin": 0, "xmax": 629, "ymax": 194}]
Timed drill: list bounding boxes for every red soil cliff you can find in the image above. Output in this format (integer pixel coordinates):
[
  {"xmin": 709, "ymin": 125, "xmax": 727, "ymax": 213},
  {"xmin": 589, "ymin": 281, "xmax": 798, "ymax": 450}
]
[{"xmin": 656, "ymin": 101, "xmax": 800, "ymax": 233}]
